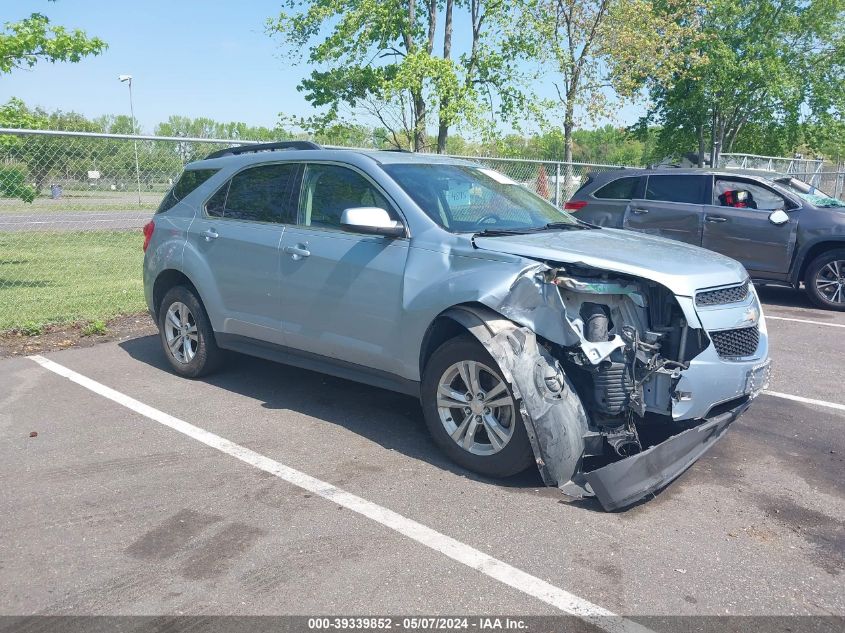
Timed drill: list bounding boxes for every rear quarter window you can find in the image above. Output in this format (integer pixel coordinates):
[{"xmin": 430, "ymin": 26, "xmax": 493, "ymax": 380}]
[
  {"xmin": 157, "ymin": 169, "xmax": 219, "ymax": 213},
  {"xmin": 645, "ymin": 175, "xmax": 705, "ymax": 204},
  {"xmin": 593, "ymin": 176, "xmax": 640, "ymax": 200}
]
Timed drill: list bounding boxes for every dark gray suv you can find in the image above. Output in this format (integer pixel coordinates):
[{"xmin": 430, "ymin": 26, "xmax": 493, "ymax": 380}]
[{"xmin": 567, "ymin": 168, "xmax": 845, "ymax": 310}]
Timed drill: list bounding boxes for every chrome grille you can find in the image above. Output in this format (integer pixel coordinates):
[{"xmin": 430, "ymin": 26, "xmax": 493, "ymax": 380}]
[
  {"xmin": 696, "ymin": 279, "xmax": 750, "ymax": 307},
  {"xmin": 710, "ymin": 326, "xmax": 760, "ymax": 359}
]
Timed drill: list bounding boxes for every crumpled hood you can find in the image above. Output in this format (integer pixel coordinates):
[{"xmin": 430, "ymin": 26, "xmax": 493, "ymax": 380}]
[{"xmin": 473, "ymin": 227, "xmax": 747, "ymax": 297}]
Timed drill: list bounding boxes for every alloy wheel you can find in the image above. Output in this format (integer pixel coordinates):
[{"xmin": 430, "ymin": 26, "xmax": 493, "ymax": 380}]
[
  {"xmin": 435, "ymin": 360, "xmax": 516, "ymax": 456},
  {"xmin": 164, "ymin": 301, "xmax": 198, "ymax": 364},
  {"xmin": 814, "ymin": 260, "xmax": 845, "ymax": 305}
]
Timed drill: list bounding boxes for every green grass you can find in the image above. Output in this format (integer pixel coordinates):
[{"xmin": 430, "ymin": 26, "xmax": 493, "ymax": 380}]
[
  {"xmin": 81, "ymin": 319, "xmax": 107, "ymax": 336},
  {"xmin": 17, "ymin": 321, "xmax": 44, "ymax": 336},
  {"xmin": 0, "ymin": 230, "xmax": 146, "ymax": 331}
]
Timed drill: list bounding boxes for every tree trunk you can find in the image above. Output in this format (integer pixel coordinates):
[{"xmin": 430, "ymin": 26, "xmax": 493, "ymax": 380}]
[
  {"xmin": 403, "ymin": 0, "xmax": 426, "ymax": 151},
  {"xmin": 436, "ymin": 0, "xmax": 454, "ymax": 154},
  {"xmin": 413, "ymin": 91, "xmax": 427, "ymax": 152},
  {"xmin": 709, "ymin": 109, "xmax": 719, "ymax": 168},
  {"xmin": 563, "ymin": 99, "xmax": 575, "ymax": 196},
  {"xmin": 714, "ymin": 116, "xmax": 726, "ymax": 168},
  {"xmin": 404, "ymin": 0, "xmax": 415, "ymax": 51},
  {"xmin": 697, "ymin": 124, "xmax": 706, "ymax": 167}
]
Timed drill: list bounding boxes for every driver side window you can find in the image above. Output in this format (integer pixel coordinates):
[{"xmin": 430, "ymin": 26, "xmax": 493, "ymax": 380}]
[
  {"xmin": 299, "ymin": 163, "xmax": 395, "ymax": 229},
  {"xmin": 714, "ymin": 179, "xmax": 789, "ymax": 211}
]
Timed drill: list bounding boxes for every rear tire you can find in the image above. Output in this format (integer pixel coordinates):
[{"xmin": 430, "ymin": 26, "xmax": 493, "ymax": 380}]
[
  {"xmin": 804, "ymin": 249, "xmax": 845, "ymax": 311},
  {"xmin": 158, "ymin": 285, "xmax": 223, "ymax": 378},
  {"xmin": 421, "ymin": 335, "xmax": 533, "ymax": 478}
]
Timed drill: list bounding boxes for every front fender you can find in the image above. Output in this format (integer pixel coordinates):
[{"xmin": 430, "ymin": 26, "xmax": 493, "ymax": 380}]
[
  {"xmin": 442, "ymin": 305, "xmax": 588, "ymax": 488},
  {"xmin": 399, "ymin": 245, "xmax": 581, "ymax": 381},
  {"xmin": 790, "ymin": 235, "xmax": 845, "ymax": 285}
]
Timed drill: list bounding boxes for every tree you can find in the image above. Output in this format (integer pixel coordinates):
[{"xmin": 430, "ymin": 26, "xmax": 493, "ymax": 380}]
[
  {"xmin": 155, "ymin": 115, "xmax": 279, "ymax": 141},
  {"xmin": 154, "ymin": 115, "xmax": 282, "ymax": 168},
  {"xmin": 517, "ymin": 0, "xmax": 703, "ymax": 171},
  {"xmin": 0, "ymin": 98, "xmax": 87, "ymax": 194},
  {"xmin": 266, "ymin": 0, "xmax": 532, "ymax": 152},
  {"xmin": 644, "ymin": 0, "xmax": 845, "ymax": 166},
  {"xmin": 0, "ymin": 5, "xmax": 106, "ymax": 74}
]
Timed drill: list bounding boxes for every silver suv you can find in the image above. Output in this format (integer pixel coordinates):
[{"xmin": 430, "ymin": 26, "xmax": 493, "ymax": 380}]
[{"xmin": 143, "ymin": 142, "xmax": 771, "ymax": 510}]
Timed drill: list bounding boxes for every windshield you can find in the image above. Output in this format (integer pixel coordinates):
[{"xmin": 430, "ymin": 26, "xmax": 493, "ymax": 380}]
[
  {"xmin": 383, "ymin": 163, "xmax": 579, "ymax": 232},
  {"xmin": 773, "ymin": 177, "xmax": 845, "ymax": 208}
]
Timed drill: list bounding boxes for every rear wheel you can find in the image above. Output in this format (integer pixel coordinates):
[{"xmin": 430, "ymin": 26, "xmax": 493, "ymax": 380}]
[
  {"xmin": 804, "ymin": 249, "xmax": 845, "ymax": 311},
  {"xmin": 421, "ymin": 335, "xmax": 533, "ymax": 477},
  {"xmin": 158, "ymin": 285, "xmax": 223, "ymax": 377}
]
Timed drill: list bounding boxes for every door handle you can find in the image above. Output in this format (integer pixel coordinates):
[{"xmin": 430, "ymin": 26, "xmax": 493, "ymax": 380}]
[
  {"xmin": 705, "ymin": 215, "xmax": 728, "ymax": 223},
  {"xmin": 202, "ymin": 228, "xmax": 219, "ymax": 241},
  {"xmin": 631, "ymin": 207, "xmax": 649, "ymax": 214},
  {"xmin": 284, "ymin": 244, "xmax": 311, "ymax": 259}
]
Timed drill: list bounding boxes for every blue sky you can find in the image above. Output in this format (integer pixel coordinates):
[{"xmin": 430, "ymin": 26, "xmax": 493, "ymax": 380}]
[{"xmin": 2, "ymin": 0, "xmax": 643, "ymax": 135}]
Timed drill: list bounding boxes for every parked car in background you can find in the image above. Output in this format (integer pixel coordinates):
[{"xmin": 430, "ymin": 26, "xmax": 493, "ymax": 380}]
[
  {"xmin": 567, "ymin": 168, "xmax": 845, "ymax": 310},
  {"xmin": 143, "ymin": 142, "xmax": 770, "ymax": 510}
]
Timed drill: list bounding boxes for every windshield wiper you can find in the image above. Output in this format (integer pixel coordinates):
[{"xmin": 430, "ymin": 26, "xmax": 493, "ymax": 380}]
[
  {"xmin": 472, "ymin": 227, "xmax": 541, "ymax": 237},
  {"xmin": 473, "ymin": 222, "xmax": 591, "ymax": 238},
  {"xmin": 542, "ymin": 222, "xmax": 591, "ymax": 230}
]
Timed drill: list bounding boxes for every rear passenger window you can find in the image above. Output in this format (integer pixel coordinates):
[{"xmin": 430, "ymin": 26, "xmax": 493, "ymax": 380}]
[
  {"xmin": 157, "ymin": 169, "xmax": 218, "ymax": 213},
  {"xmin": 594, "ymin": 176, "xmax": 639, "ymax": 200},
  {"xmin": 645, "ymin": 175, "xmax": 705, "ymax": 204},
  {"xmin": 205, "ymin": 163, "xmax": 297, "ymax": 223}
]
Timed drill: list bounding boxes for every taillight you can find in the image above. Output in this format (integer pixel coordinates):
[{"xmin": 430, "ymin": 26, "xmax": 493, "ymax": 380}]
[
  {"xmin": 142, "ymin": 221, "xmax": 155, "ymax": 252},
  {"xmin": 564, "ymin": 200, "xmax": 588, "ymax": 211}
]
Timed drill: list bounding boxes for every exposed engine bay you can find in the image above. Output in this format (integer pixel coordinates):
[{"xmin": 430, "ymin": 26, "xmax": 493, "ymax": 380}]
[
  {"xmin": 455, "ymin": 257, "xmax": 765, "ymax": 510},
  {"xmin": 547, "ymin": 264, "xmax": 711, "ymax": 460}
]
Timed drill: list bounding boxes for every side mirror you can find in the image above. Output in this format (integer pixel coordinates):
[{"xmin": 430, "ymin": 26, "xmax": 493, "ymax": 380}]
[
  {"xmin": 769, "ymin": 209, "xmax": 789, "ymax": 225},
  {"xmin": 340, "ymin": 207, "xmax": 405, "ymax": 237}
]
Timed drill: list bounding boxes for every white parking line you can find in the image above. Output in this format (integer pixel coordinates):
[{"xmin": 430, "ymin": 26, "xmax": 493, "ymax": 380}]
[
  {"xmin": 766, "ymin": 315, "xmax": 845, "ymax": 328},
  {"xmin": 28, "ymin": 354, "xmax": 650, "ymax": 633},
  {"xmin": 763, "ymin": 390, "xmax": 845, "ymax": 412}
]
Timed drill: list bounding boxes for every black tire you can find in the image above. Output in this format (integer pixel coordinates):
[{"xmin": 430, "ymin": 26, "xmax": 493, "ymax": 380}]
[
  {"xmin": 421, "ymin": 334, "xmax": 533, "ymax": 478},
  {"xmin": 158, "ymin": 285, "xmax": 223, "ymax": 378},
  {"xmin": 804, "ymin": 249, "xmax": 845, "ymax": 311}
]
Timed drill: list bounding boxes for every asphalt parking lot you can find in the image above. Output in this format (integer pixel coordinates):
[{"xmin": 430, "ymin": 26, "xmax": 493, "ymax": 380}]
[{"xmin": 1, "ymin": 285, "xmax": 843, "ymax": 630}]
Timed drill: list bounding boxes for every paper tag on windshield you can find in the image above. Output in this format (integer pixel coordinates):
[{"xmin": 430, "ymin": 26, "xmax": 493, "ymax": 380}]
[
  {"xmin": 444, "ymin": 185, "xmax": 471, "ymax": 208},
  {"xmin": 476, "ymin": 167, "xmax": 516, "ymax": 185}
]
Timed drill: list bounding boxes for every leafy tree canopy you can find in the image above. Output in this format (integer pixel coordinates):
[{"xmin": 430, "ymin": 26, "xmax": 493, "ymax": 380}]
[
  {"xmin": 643, "ymin": 0, "xmax": 845, "ymax": 164},
  {"xmin": 1, "ymin": 4, "xmax": 106, "ymax": 74},
  {"xmin": 267, "ymin": 0, "xmax": 535, "ymax": 152}
]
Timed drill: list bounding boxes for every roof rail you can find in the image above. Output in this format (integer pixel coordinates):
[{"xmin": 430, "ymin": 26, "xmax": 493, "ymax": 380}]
[{"xmin": 204, "ymin": 140, "xmax": 322, "ymax": 160}]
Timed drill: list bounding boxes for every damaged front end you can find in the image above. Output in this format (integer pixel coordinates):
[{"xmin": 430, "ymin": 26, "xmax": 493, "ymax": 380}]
[{"xmin": 461, "ymin": 261, "xmax": 769, "ymax": 511}]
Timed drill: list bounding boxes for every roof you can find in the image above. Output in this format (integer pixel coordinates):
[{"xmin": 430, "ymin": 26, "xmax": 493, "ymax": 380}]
[
  {"xmin": 186, "ymin": 145, "xmax": 477, "ymax": 171},
  {"xmin": 587, "ymin": 166, "xmax": 792, "ymax": 180}
]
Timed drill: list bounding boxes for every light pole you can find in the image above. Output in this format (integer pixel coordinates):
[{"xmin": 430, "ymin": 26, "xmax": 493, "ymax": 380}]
[{"xmin": 119, "ymin": 74, "xmax": 142, "ymax": 205}]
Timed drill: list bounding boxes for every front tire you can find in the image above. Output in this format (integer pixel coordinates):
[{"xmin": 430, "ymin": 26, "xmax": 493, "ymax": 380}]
[
  {"xmin": 804, "ymin": 249, "xmax": 845, "ymax": 311},
  {"xmin": 421, "ymin": 335, "xmax": 533, "ymax": 478},
  {"xmin": 158, "ymin": 285, "xmax": 223, "ymax": 378}
]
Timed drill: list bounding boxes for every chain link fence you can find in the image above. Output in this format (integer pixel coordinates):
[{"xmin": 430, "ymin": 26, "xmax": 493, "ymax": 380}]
[
  {"xmin": 815, "ymin": 172, "xmax": 845, "ymax": 200},
  {"xmin": 0, "ymin": 128, "xmax": 626, "ymax": 332},
  {"xmin": 448, "ymin": 154, "xmax": 624, "ymax": 204},
  {"xmin": 0, "ymin": 129, "xmax": 261, "ymax": 332},
  {"xmin": 718, "ymin": 153, "xmax": 845, "ymax": 199}
]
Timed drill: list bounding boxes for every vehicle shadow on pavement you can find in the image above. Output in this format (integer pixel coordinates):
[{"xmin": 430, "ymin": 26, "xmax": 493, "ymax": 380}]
[
  {"xmin": 755, "ymin": 283, "xmax": 815, "ymax": 310},
  {"xmin": 119, "ymin": 335, "xmax": 547, "ymax": 491}
]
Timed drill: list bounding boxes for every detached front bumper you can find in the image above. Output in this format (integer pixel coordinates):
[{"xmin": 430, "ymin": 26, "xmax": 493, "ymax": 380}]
[{"xmin": 579, "ymin": 398, "xmax": 752, "ymax": 511}]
